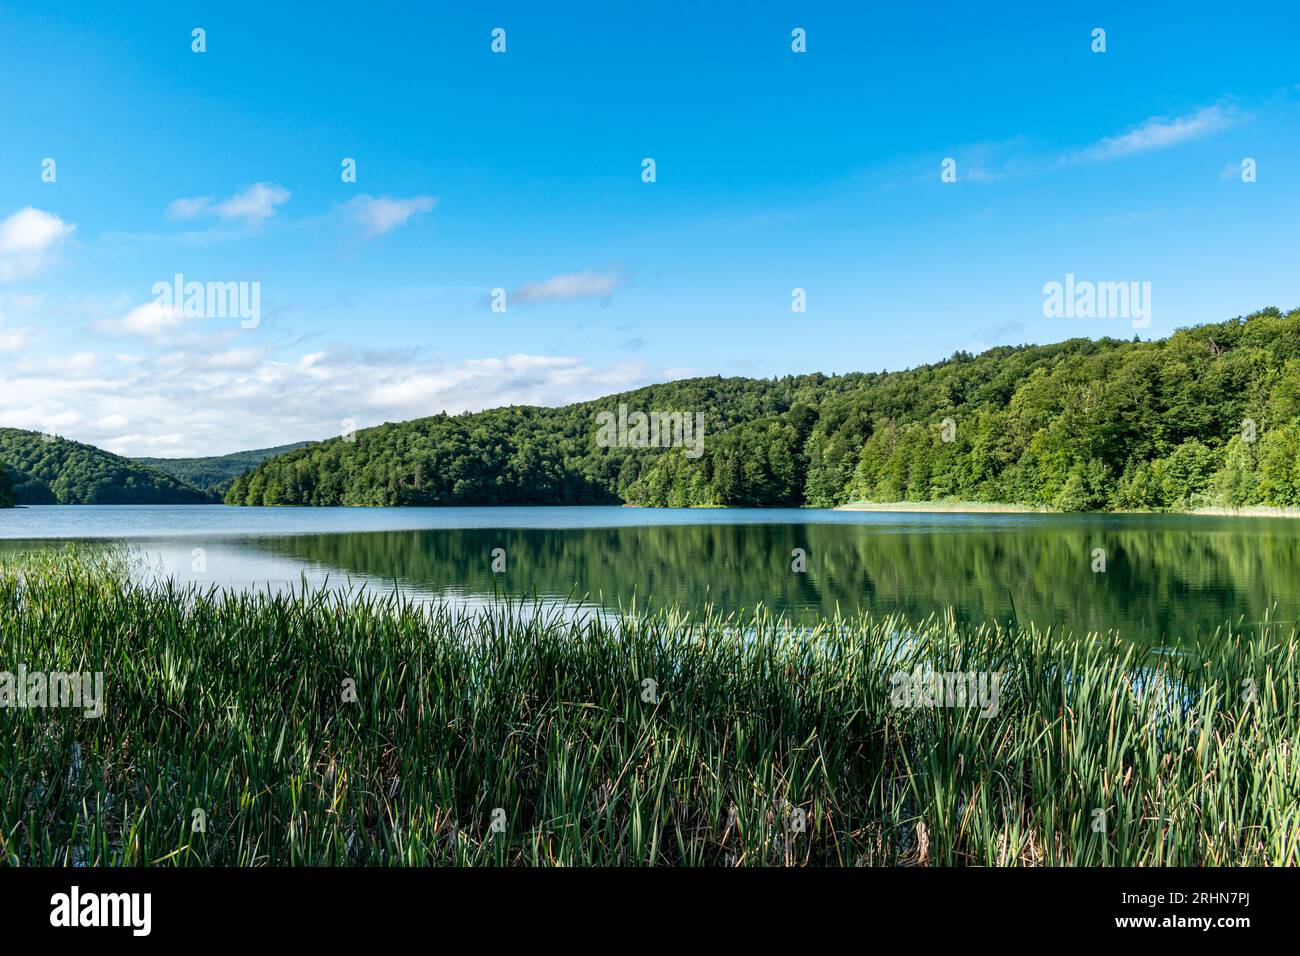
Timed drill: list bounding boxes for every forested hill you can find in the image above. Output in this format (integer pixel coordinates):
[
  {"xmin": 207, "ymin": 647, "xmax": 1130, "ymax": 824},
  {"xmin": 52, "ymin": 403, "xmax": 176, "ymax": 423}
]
[
  {"xmin": 0, "ymin": 430, "xmax": 211, "ymax": 505},
  {"xmin": 224, "ymin": 375, "xmax": 844, "ymax": 507},
  {"xmin": 224, "ymin": 307, "xmax": 1300, "ymax": 511},
  {"xmin": 135, "ymin": 442, "xmax": 314, "ymax": 499}
]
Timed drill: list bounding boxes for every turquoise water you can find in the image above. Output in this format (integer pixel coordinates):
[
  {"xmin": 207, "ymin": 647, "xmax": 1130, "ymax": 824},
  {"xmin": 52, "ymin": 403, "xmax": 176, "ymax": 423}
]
[{"xmin": 3, "ymin": 505, "xmax": 1298, "ymax": 643}]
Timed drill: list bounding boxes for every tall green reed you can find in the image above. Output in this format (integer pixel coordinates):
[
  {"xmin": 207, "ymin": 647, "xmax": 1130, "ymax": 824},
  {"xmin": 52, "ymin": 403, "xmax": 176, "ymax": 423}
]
[{"xmin": 0, "ymin": 546, "xmax": 1295, "ymax": 866}]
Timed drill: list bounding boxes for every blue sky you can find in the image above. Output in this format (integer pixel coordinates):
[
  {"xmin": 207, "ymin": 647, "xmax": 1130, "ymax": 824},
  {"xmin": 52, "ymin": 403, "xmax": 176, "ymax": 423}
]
[{"xmin": 1, "ymin": 0, "xmax": 1298, "ymax": 456}]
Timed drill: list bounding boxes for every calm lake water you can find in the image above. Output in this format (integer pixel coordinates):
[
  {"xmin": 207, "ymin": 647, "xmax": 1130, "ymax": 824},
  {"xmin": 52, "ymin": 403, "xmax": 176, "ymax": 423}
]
[{"xmin": 2, "ymin": 505, "xmax": 1298, "ymax": 644}]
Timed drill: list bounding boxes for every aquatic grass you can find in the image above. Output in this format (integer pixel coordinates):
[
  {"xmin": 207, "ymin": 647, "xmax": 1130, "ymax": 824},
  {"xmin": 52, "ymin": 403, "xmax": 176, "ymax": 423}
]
[{"xmin": 0, "ymin": 546, "xmax": 1297, "ymax": 866}]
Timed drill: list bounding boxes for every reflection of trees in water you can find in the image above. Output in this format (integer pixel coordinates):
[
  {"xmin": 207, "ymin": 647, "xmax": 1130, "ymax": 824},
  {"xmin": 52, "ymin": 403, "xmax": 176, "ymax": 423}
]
[{"xmin": 246, "ymin": 522, "xmax": 1300, "ymax": 645}]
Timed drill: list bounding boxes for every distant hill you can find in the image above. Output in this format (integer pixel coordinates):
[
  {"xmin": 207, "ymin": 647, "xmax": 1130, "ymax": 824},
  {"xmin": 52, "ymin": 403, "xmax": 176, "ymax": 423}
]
[
  {"xmin": 135, "ymin": 442, "xmax": 314, "ymax": 499},
  {"xmin": 8, "ymin": 308, "xmax": 1300, "ymax": 512},
  {"xmin": 222, "ymin": 375, "xmax": 826, "ymax": 507},
  {"xmin": 224, "ymin": 308, "xmax": 1300, "ymax": 512},
  {"xmin": 0, "ymin": 429, "xmax": 211, "ymax": 505}
]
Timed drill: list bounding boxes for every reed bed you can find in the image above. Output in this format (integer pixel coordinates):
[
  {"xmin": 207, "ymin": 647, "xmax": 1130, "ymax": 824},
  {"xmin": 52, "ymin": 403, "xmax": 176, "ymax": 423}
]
[{"xmin": 0, "ymin": 546, "xmax": 1296, "ymax": 866}]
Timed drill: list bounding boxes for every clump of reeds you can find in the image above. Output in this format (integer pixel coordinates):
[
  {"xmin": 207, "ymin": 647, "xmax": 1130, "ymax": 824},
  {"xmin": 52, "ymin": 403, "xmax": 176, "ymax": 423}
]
[{"xmin": 1, "ymin": 546, "xmax": 1296, "ymax": 866}]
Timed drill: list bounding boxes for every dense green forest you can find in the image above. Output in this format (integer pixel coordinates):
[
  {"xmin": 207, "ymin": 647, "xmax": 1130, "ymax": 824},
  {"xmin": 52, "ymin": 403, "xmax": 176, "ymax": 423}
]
[
  {"xmin": 0, "ymin": 429, "xmax": 211, "ymax": 505},
  {"xmin": 135, "ymin": 442, "xmax": 313, "ymax": 499},
  {"xmin": 223, "ymin": 375, "xmax": 846, "ymax": 507},
  {"xmin": 226, "ymin": 308, "xmax": 1300, "ymax": 512},
  {"xmin": 0, "ymin": 461, "xmax": 13, "ymax": 507}
]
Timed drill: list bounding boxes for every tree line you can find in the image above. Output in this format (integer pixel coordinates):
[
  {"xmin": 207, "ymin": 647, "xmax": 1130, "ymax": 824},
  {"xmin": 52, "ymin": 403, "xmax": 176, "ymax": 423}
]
[{"xmin": 224, "ymin": 308, "xmax": 1300, "ymax": 512}]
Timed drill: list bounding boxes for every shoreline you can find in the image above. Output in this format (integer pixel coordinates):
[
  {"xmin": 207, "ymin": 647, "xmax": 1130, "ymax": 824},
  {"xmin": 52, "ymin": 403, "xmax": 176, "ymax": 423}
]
[
  {"xmin": 837, "ymin": 501, "xmax": 1055, "ymax": 514},
  {"xmin": 837, "ymin": 500, "xmax": 1300, "ymax": 518},
  {"xmin": 8, "ymin": 500, "xmax": 1300, "ymax": 519}
]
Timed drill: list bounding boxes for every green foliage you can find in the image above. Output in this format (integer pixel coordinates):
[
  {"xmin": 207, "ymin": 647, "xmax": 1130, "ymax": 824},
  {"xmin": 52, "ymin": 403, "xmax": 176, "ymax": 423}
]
[
  {"xmin": 627, "ymin": 412, "xmax": 808, "ymax": 506},
  {"xmin": 1209, "ymin": 436, "xmax": 1261, "ymax": 507},
  {"xmin": 223, "ymin": 307, "xmax": 1300, "ymax": 511},
  {"xmin": 1259, "ymin": 424, "xmax": 1300, "ymax": 506},
  {"xmin": 1114, "ymin": 461, "xmax": 1163, "ymax": 510},
  {"xmin": 134, "ymin": 442, "xmax": 313, "ymax": 499},
  {"xmin": 1054, "ymin": 459, "xmax": 1112, "ymax": 512},
  {"xmin": 0, "ymin": 429, "xmax": 210, "ymax": 505},
  {"xmin": 1156, "ymin": 439, "xmax": 1220, "ymax": 507},
  {"xmin": 0, "ymin": 462, "xmax": 14, "ymax": 508}
]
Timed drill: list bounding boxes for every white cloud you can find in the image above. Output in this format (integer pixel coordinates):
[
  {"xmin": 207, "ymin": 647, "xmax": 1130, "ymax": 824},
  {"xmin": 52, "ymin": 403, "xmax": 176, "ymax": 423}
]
[
  {"xmin": 0, "ymin": 207, "xmax": 75, "ymax": 281},
  {"xmin": 0, "ymin": 344, "xmax": 658, "ymax": 458},
  {"xmin": 92, "ymin": 300, "xmax": 184, "ymax": 338},
  {"xmin": 1069, "ymin": 105, "xmax": 1239, "ymax": 164},
  {"xmin": 167, "ymin": 182, "xmax": 290, "ymax": 227},
  {"xmin": 215, "ymin": 183, "xmax": 291, "ymax": 225},
  {"xmin": 346, "ymin": 194, "xmax": 437, "ymax": 239},
  {"xmin": 0, "ymin": 328, "xmax": 25, "ymax": 352},
  {"xmin": 165, "ymin": 196, "xmax": 213, "ymax": 220},
  {"xmin": 922, "ymin": 104, "xmax": 1243, "ymax": 186},
  {"xmin": 199, "ymin": 347, "xmax": 264, "ymax": 369},
  {"xmin": 364, "ymin": 353, "xmax": 640, "ymax": 411},
  {"xmin": 64, "ymin": 352, "xmax": 100, "ymax": 373},
  {"xmin": 510, "ymin": 271, "xmax": 626, "ymax": 305}
]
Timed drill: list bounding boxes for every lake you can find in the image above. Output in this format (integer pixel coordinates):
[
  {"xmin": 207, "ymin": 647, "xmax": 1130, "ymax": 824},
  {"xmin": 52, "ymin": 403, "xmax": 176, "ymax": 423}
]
[{"xmin": 2, "ymin": 504, "xmax": 1297, "ymax": 645}]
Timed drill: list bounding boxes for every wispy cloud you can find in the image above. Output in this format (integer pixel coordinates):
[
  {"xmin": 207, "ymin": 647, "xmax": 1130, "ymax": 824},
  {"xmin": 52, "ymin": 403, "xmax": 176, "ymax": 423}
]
[
  {"xmin": 167, "ymin": 182, "xmax": 291, "ymax": 228},
  {"xmin": 165, "ymin": 196, "xmax": 212, "ymax": 220},
  {"xmin": 346, "ymin": 194, "xmax": 437, "ymax": 239},
  {"xmin": 196, "ymin": 346, "xmax": 265, "ymax": 369},
  {"xmin": 1066, "ymin": 104, "xmax": 1240, "ymax": 164},
  {"xmin": 91, "ymin": 301, "xmax": 183, "ymax": 338},
  {"xmin": 0, "ymin": 327, "xmax": 26, "ymax": 352},
  {"xmin": 510, "ymin": 271, "xmax": 626, "ymax": 306},
  {"xmin": 0, "ymin": 207, "xmax": 76, "ymax": 281},
  {"xmin": 924, "ymin": 103, "xmax": 1244, "ymax": 186}
]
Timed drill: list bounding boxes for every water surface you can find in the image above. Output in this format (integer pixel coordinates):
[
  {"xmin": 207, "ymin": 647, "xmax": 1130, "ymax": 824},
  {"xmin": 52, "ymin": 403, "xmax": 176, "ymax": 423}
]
[{"xmin": 2, "ymin": 505, "xmax": 1296, "ymax": 644}]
